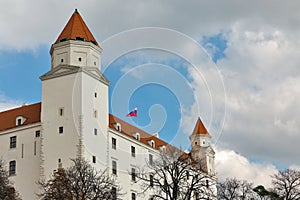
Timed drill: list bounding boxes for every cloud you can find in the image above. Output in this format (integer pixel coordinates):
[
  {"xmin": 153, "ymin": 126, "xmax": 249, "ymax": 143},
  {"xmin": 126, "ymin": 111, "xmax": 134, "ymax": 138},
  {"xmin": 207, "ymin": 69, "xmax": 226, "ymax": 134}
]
[
  {"xmin": 215, "ymin": 148, "xmax": 277, "ymax": 188},
  {"xmin": 0, "ymin": 93, "xmax": 20, "ymax": 112}
]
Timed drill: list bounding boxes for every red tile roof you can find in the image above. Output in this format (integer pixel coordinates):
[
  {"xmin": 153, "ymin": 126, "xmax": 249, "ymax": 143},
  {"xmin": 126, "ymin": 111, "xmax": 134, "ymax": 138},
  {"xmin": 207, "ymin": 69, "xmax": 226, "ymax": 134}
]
[
  {"xmin": 192, "ymin": 118, "xmax": 208, "ymax": 135},
  {"xmin": 55, "ymin": 9, "xmax": 99, "ymax": 46},
  {"xmin": 109, "ymin": 114, "xmax": 170, "ymax": 150},
  {"xmin": 0, "ymin": 103, "xmax": 41, "ymax": 131},
  {"xmin": 0, "ymin": 102, "xmax": 180, "ymax": 152}
]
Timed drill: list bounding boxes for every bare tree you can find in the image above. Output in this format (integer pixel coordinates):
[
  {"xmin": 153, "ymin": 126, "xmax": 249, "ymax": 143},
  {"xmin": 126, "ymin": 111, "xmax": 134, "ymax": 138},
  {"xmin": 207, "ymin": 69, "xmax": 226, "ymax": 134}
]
[
  {"xmin": 253, "ymin": 185, "xmax": 281, "ymax": 200},
  {"xmin": 271, "ymin": 169, "xmax": 300, "ymax": 200},
  {"xmin": 217, "ymin": 178, "xmax": 255, "ymax": 200},
  {"xmin": 38, "ymin": 158, "xmax": 122, "ymax": 200},
  {"xmin": 135, "ymin": 148, "xmax": 216, "ymax": 200},
  {"xmin": 0, "ymin": 159, "xmax": 21, "ymax": 200}
]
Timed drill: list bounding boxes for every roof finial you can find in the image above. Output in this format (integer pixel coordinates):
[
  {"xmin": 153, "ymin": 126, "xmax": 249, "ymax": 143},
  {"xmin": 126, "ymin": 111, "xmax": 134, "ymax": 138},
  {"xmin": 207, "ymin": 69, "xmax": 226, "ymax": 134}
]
[{"xmin": 74, "ymin": 9, "xmax": 79, "ymax": 14}]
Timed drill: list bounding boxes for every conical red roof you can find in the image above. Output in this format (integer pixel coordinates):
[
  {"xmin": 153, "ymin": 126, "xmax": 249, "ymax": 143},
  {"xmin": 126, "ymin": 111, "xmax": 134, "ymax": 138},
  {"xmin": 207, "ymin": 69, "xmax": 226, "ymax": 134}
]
[
  {"xmin": 55, "ymin": 9, "xmax": 99, "ymax": 46},
  {"xmin": 192, "ymin": 118, "xmax": 208, "ymax": 135}
]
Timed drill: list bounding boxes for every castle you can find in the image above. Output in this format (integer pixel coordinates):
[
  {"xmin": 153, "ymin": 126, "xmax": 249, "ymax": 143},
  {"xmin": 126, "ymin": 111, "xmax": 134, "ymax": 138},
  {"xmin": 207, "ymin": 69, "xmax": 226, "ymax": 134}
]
[{"xmin": 0, "ymin": 9, "xmax": 215, "ymax": 199}]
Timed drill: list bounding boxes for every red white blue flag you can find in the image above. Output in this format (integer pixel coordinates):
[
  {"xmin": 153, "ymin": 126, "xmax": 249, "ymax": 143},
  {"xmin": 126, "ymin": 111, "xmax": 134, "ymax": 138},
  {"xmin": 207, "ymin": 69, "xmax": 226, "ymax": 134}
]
[{"xmin": 127, "ymin": 107, "xmax": 138, "ymax": 117}]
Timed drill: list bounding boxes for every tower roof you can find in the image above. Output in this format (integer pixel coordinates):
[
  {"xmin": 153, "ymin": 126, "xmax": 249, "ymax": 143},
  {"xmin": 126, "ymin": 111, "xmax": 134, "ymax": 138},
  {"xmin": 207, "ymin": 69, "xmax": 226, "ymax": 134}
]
[
  {"xmin": 54, "ymin": 9, "xmax": 99, "ymax": 46},
  {"xmin": 192, "ymin": 118, "xmax": 208, "ymax": 135}
]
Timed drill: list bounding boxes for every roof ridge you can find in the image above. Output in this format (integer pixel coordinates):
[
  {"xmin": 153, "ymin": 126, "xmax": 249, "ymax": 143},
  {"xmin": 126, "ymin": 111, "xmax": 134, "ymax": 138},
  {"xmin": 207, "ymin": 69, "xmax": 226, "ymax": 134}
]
[{"xmin": 0, "ymin": 102, "xmax": 41, "ymax": 114}]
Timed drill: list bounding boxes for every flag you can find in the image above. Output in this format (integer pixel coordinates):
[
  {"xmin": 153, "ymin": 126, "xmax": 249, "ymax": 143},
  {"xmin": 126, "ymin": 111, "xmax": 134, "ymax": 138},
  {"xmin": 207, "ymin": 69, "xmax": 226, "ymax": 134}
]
[{"xmin": 127, "ymin": 107, "xmax": 137, "ymax": 117}]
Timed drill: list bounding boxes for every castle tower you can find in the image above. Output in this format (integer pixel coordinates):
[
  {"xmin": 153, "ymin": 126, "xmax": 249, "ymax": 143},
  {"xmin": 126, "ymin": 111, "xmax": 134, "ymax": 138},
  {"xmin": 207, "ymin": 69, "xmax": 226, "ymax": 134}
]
[
  {"xmin": 40, "ymin": 9, "xmax": 109, "ymax": 178},
  {"xmin": 189, "ymin": 118, "xmax": 215, "ymax": 175}
]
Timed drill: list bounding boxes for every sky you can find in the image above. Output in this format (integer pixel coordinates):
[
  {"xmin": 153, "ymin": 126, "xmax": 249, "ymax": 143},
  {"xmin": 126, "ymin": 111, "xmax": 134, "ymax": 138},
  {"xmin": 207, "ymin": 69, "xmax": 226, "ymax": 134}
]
[{"xmin": 0, "ymin": 0, "xmax": 300, "ymax": 188}]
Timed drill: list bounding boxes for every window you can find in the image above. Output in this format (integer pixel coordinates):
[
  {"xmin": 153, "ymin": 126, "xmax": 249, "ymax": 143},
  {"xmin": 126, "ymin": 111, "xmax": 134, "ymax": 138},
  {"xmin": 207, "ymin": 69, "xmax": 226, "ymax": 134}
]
[
  {"xmin": 16, "ymin": 116, "xmax": 26, "ymax": 126},
  {"xmin": 206, "ymin": 180, "xmax": 209, "ymax": 188},
  {"xmin": 59, "ymin": 108, "xmax": 64, "ymax": 116},
  {"xmin": 10, "ymin": 136, "xmax": 17, "ymax": 149},
  {"xmin": 131, "ymin": 193, "xmax": 136, "ymax": 200},
  {"xmin": 78, "ymin": 57, "xmax": 82, "ymax": 62},
  {"xmin": 21, "ymin": 144, "xmax": 24, "ymax": 158},
  {"xmin": 112, "ymin": 160, "xmax": 117, "ymax": 175},
  {"xmin": 34, "ymin": 141, "xmax": 37, "ymax": 156},
  {"xmin": 94, "ymin": 128, "xmax": 97, "ymax": 135},
  {"xmin": 17, "ymin": 118, "xmax": 22, "ymax": 126},
  {"xmin": 131, "ymin": 168, "xmax": 136, "ymax": 182},
  {"xmin": 35, "ymin": 130, "xmax": 40, "ymax": 137},
  {"xmin": 94, "ymin": 61, "xmax": 97, "ymax": 66},
  {"xmin": 94, "ymin": 92, "xmax": 97, "ymax": 98},
  {"xmin": 135, "ymin": 132, "xmax": 140, "ymax": 140},
  {"xmin": 111, "ymin": 187, "xmax": 117, "ymax": 200},
  {"xmin": 61, "ymin": 58, "xmax": 64, "ymax": 63},
  {"xmin": 150, "ymin": 140, "xmax": 155, "ymax": 148},
  {"xmin": 93, "ymin": 156, "xmax": 96, "ymax": 163},
  {"xmin": 94, "ymin": 110, "xmax": 98, "ymax": 118},
  {"xmin": 9, "ymin": 160, "xmax": 16, "ymax": 175},
  {"xmin": 112, "ymin": 138, "xmax": 116, "ymax": 150},
  {"xmin": 150, "ymin": 174, "xmax": 154, "ymax": 187},
  {"xmin": 131, "ymin": 146, "xmax": 135, "ymax": 157},
  {"xmin": 149, "ymin": 154, "xmax": 153, "ymax": 165},
  {"xmin": 59, "ymin": 126, "xmax": 63, "ymax": 134},
  {"xmin": 115, "ymin": 123, "xmax": 121, "ymax": 132}
]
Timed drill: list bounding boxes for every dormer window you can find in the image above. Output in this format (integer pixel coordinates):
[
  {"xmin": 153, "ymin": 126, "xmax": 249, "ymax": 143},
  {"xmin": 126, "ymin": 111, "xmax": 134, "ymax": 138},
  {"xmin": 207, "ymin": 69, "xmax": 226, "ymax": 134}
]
[
  {"xmin": 160, "ymin": 145, "xmax": 166, "ymax": 154},
  {"xmin": 135, "ymin": 132, "xmax": 140, "ymax": 141},
  {"xmin": 114, "ymin": 122, "xmax": 121, "ymax": 132},
  {"xmin": 16, "ymin": 116, "xmax": 26, "ymax": 126},
  {"xmin": 149, "ymin": 140, "xmax": 155, "ymax": 148}
]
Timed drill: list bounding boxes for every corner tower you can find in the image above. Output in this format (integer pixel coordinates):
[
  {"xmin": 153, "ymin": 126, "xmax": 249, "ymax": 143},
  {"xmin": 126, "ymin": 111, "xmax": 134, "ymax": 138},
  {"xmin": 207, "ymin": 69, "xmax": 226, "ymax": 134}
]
[
  {"xmin": 40, "ymin": 9, "xmax": 109, "ymax": 178},
  {"xmin": 189, "ymin": 118, "xmax": 215, "ymax": 175}
]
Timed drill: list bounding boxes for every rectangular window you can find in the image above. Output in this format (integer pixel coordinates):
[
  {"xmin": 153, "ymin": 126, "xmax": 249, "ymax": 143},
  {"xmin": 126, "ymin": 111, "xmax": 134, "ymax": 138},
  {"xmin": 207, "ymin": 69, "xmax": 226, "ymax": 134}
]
[
  {"xmin": 131, "ymin": 168, "xmax": 136, "ymax": 182},
  {"xmin": 131, "ymin": 193, "xmax": 136, "ymax": 200},
  {"xmin": 112, "ymin": 138, "xmax": 116, "ymax": 150},
  {"xmin": 112, "ymin": 160, "xmax": 117, "ymax": 175},
  {"xmin": 34, "ymin": 141, "xmax": 37, "ymax": 156},
  {"xmin": 94, "ymin": 92, "xmax": 97, "ymax": 98},
  {"xmin": 10, "ymin": 136, "xmax": 17, "ymax": 149},
  {"xmin": 59, "ymin": 126, "xmax": 63, "ymax": 134},
  {"xmin": 93, "ymin": 156, "xmax": 96, "ymax": 163},
  {"xmin": 9, "ymin": 160, "xmax": 16, "ymax": 175},
  {"xmin": 111, "ymin": 187, "xmax": 117, "ymax": 200},
  {"xmin": 94, "ymin": 128, "xmax": 97, "ymax": 135},
  {"xmin": 21, "ymin": 144, "xmax": 24, "ymax": 158},
  {"xmin": 149, "ymin": 154, "xmax": 153, "ymax": 165},
  {"xmin": 150, "ymin": 174, "xmax": 154, "ymax": 187},
  {"xmin": 35, "ymin": 130, "xmax": 40, "ymax": 137},
  {"xmin": 17, "ymin": 118, "xmax": 22, "ymax": 126},
  {"xmin": 131, "ymin": 146, "xmax": 135, "ymax": 157},
  {"xmin": 59, "ymin": 108, "xmax": 64, "ymax": 116}
]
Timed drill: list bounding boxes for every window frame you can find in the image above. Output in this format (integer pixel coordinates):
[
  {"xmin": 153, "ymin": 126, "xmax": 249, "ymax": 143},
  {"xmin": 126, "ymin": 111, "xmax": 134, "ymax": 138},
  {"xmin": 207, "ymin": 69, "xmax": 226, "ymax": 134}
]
[
  {"xmin": 112, "ymin": 160, "xmax": 117, "ymax": 175},
  {"xmin": 10, "ymin": 136, "xmax": 17, "ymax": 149},
  {"xmin": 112, "ymin": 137, "xmax": 116, "ymax": 150},
  {"xmin": 131, "ymin": 146, "xmax": 136, "ymax": 157},
  {"xmin": 9, "ymin": 160, "xmax": 16, "ymax": 176}
]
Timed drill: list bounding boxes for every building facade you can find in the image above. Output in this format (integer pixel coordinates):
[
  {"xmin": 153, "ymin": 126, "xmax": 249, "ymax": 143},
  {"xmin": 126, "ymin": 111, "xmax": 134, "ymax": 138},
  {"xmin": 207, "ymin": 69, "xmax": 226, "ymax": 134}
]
[{"xmin": 0, "ymin": 9, "xmax": 216, "ymax": 200}]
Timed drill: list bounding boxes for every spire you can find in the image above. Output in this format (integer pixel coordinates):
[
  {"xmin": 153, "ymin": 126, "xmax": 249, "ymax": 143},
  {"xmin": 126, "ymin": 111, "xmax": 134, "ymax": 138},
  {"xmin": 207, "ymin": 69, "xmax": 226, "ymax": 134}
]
[
  {"xmin": 192, "ymin": 118, "xmax": 208, "ymax": 135},
  {"xmin": 54, "ymin": 9, "xmax": 99, "ymax": 46}
]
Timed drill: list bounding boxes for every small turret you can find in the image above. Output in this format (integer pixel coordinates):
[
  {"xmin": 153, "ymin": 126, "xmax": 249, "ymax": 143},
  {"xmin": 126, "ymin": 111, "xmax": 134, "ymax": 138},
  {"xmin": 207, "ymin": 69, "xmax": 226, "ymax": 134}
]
[{"xmin": 189, "ymin": 118, "xmax": 215, "ymax": 175}]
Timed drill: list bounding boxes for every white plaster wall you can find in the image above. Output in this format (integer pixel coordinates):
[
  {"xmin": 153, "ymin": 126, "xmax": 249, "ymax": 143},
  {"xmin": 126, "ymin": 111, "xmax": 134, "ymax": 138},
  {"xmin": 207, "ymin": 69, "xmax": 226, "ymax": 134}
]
[
  {"xmin": 107, "ymin": 129, "xmax": 158, "ymax": 199},
  {"xmin": 80, "ymin": 72, "xmax": 109, "ymax": 169},
  {"xmin": 0, "ymin": 124, "xmax": 41, "ymax": 200},
  {"xmin": 51, "ymin": 41, "xmax": 101, "ymax": 69},
  {"xmin": 41, "ymin": 72, "xmax": 82, "ymax": 178}
]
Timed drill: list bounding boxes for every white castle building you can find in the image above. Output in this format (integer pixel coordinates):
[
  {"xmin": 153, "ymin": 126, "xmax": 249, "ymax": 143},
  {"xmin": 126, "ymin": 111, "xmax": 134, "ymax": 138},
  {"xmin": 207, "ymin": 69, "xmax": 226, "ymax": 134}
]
[{"xmin": 0, "ymin": 9, "xmax": 216, "ymax": 200}]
